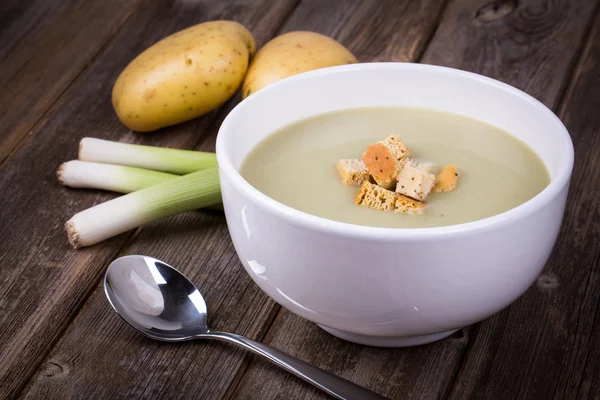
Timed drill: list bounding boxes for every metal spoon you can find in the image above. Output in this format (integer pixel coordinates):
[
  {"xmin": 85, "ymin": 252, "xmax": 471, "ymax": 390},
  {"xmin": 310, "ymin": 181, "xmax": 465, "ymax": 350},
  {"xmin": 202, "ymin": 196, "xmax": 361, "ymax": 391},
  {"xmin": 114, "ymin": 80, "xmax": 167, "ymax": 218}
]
[{"xmin": 104, "ymin": 255, "xmax": 388, "ymax": 400}]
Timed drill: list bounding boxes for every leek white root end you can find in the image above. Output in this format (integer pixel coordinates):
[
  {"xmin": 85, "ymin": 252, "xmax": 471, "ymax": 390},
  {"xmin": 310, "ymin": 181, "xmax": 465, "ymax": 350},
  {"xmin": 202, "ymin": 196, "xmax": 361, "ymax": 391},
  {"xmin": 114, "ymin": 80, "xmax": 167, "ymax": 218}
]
[{"xmin": 65, "ymin": 220, "xmax": 81, "ymax": 249}]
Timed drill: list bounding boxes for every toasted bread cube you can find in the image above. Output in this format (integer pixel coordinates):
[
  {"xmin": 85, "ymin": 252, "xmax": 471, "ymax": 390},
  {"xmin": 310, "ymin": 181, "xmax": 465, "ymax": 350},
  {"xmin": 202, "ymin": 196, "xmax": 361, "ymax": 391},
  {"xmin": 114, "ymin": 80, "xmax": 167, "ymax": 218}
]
[
  {"xmin": 361, "ymin": 143, "xmax": 399, "ymax": 189},
  {"xmin": 381, "ymin": 135, "xmax": 409, "ymax": 160},
  {"xmin": 355, "ymin": 180, "xmax": 397, "ymax": 211},
  {"xmin": 336, "ymin": 159, "xmax": 369, "ymax": 186},
  {"xmin": 361, "ymin": 135, "xmax": 411, "ymax": 189},
  {"xmin": 402, "ymin": 157, "xmax": 437, "ymax": 174},
  {"xmin": 433, "ymin": 164, "xmax": 458, "ymax": 192},
  {"xmin": 395, "ymin": 164, "xmax": 436, "ymax": 201},
  {"xmin": 395, "ymin": 195, "xmax": 428, "ymax": 215}
]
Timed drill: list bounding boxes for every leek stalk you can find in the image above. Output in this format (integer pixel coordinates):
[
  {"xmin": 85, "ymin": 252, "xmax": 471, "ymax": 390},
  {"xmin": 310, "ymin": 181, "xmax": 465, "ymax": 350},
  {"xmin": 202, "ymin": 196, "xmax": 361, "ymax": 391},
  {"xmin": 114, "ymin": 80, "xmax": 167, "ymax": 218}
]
[
  {"xmin": 66, "ymin": 168, "xmax": 221, "ymax": 249},
  {"xmin": 79, "ymin": 138, "xmax": 217, "ymax": 174},
  {"xmin": 58, "ymin": 160, "xmax": 178, "ymax": 193}
]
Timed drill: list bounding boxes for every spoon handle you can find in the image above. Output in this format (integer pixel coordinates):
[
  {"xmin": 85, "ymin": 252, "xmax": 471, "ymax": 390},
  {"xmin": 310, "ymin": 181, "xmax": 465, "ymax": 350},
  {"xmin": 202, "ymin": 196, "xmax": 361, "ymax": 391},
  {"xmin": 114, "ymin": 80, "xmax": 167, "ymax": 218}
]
[{"xmin": 199, "ymin": 331, "xmax": 388, "ymax": 400}]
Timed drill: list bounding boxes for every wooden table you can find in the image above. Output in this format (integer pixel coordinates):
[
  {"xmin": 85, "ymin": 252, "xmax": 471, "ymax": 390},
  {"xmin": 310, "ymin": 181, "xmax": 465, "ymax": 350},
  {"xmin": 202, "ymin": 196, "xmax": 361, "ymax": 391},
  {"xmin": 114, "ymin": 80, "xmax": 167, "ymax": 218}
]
[{"xmin": 1, "ymin": 0, "xmax": 599, "ymax": 398}]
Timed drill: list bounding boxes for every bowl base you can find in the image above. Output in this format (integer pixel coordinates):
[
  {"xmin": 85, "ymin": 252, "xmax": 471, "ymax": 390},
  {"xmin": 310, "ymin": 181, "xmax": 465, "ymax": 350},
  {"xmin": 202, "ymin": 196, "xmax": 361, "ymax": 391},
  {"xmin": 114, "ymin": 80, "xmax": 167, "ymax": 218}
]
[{"xmin": 318, "ymin": 325, "xmax": 459, "ymax": 347}]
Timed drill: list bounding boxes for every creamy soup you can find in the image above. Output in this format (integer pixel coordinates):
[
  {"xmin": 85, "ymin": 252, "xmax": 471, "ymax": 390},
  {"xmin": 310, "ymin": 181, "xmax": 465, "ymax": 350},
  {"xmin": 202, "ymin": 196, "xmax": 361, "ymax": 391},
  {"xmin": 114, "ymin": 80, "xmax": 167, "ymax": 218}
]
[{"xmin": 240, "ymin": 107, "xmax": 550, "ymax": 228}]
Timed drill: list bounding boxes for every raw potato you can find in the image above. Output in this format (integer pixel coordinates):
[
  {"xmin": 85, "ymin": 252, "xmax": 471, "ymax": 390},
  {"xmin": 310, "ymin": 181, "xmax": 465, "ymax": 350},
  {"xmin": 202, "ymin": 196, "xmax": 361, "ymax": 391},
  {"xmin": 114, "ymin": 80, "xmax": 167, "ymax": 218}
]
[
  {"xmin": 112, "ymin": 21, "xmax": 255, "ymax": 132},
  {"xmin": 242, "ymin": 31, "xmax": 357, "ymax": 98}
]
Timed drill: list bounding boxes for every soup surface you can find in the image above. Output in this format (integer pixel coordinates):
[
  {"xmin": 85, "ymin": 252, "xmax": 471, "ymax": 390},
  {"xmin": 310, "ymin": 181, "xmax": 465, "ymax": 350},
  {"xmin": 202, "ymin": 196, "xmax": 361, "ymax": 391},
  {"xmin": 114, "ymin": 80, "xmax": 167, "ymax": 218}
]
[{"xmin": 240, "ymin": 107, "xmax": 549, "ymax": 228}]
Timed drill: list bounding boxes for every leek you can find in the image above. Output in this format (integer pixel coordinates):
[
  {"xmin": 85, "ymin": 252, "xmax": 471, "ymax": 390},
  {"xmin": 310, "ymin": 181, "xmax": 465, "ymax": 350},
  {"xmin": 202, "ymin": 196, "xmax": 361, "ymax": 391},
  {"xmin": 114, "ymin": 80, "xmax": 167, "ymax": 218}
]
[
  {"xmin": 58, "ymin": 160, "xmax": 223, "ymax": 211},
  {"xmin": 66, "ymin": 168, "xmax": 221, "ymax": 249},
  {"xmin": 79, "ymin": 137, "xmax": 217, "ymax": 174},
  {"xmin": 58, "ymin": 160, "xmax": 178, "ymax": 193}
]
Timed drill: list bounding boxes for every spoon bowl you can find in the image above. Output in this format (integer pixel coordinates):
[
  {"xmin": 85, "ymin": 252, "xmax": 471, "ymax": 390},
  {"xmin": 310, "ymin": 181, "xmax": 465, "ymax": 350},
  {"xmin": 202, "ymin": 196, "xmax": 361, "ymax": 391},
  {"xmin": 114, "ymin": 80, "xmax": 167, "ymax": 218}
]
[
  {"xmin": 105, "ymin": 255, "xmax": 208, "ymax": 341},
  {"xmin": 104, "ymin": 255, "xmax": 388, "ymax": 400}
]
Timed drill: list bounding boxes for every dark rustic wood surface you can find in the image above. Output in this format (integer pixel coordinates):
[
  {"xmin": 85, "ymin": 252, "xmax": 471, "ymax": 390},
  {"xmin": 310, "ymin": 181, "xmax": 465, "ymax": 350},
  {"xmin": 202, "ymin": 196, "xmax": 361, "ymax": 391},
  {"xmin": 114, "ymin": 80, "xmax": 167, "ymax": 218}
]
[
  {"xmin": 0, "ymin": 0, "xmax": 599, "ymax": 399},
  {"xmin": 0, "ymin": 0, "xmax": 145, "ymax": 164}
]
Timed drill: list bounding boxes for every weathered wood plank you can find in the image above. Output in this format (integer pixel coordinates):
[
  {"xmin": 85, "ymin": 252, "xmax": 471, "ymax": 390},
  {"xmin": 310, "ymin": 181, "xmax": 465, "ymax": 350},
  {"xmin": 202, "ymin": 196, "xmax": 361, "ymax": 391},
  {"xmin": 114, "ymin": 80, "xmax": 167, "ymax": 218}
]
[
  {"xmin": 336, "ymin": 0, "xmax": 445, "ymax": 62},
  {"xmin": 21, "ymin": 212, "xmax": 281, "ymax": 400},
  {"xmin": 232, "ymin": 312, "xmax": 470, "ymax": 400},
  {"xmin": 0, "ymin": 0, "xmax": 145, "ymax": 164},
  {"xmin": 421, "ymin": 0, "xmax": 598, "ymax": 109},
  {"xmin": 17, "ymin": 1, "xmax": 452, "ymax": 399},
  {"xmin": 447, "ymin": 7, "xmax": 600, "ymax": 399},
  {"xmin": 0, "ymin": 0, "xmax": 57, "ymax": 62},
  {"xmin": 231, "ymin": 0, "xmax": 600, "ymax": 399},
  {"xmin": 0, "ymin": 1, "xmax": 299, "ymax": 398}
]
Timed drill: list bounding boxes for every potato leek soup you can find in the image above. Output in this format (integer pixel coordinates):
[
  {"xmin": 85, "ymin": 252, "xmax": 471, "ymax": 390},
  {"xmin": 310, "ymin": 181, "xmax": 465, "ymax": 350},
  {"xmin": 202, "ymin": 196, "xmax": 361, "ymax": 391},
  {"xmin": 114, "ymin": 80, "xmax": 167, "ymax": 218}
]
[{"xmin": 240, "ymin": 107, "xmax": 549, "ymax": 228}]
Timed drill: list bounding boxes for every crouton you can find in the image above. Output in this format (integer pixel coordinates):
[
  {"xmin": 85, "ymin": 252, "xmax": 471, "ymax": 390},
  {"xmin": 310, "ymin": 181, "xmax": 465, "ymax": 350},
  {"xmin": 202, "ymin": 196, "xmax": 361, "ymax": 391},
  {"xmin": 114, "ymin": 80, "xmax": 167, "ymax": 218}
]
[
  {"xmin": 355, "ymin": 180, "xmax": 397, "ymax": 211},
  {"xmin": 395, "ymin": 164, "xmax": 436, "ymax": 201},
  {"xmin": 361, "ymin": 143, "xmax": 399, "ymax": 189},
  {"xmin": 336, "ymin": 159, "xmax": 370, "ymax": 186},
  {"xmin": 395, "ymin": 195, "xmax": 428, "ymax": 215},
  {"xmin": 361, "ymin": 135, "xmax": 412, "ymax": 189},
  {"xmin": 433, "ymin": 164, "xmax": 459, "ymax": 192},
  {"xmin": 381, "ymin": 135, "xmax": 409, "ymax": 160},
  {"xmin": 402, "ymin": 157, "xmax": 437, "ymax": 174}
]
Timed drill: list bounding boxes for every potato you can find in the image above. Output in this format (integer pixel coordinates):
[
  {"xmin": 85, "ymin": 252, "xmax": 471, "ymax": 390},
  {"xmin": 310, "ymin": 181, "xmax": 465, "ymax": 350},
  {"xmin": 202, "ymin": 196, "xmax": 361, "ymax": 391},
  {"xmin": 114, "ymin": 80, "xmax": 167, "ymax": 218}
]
[
  {"xmin": 112, "ymin": 21, "xmax": 255, "ymax": 132},
  {"xmin": 242, "ymin": 31, "xmax": 356, "ymax": 98}
]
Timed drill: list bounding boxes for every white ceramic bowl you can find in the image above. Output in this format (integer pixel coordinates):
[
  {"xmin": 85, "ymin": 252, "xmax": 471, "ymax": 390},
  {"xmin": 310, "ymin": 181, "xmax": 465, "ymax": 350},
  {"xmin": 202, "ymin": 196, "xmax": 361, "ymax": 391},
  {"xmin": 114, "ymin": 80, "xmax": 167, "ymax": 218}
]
[{"xmin": 216, "ymin": 63, "xmax": 573, "ymax": 347}]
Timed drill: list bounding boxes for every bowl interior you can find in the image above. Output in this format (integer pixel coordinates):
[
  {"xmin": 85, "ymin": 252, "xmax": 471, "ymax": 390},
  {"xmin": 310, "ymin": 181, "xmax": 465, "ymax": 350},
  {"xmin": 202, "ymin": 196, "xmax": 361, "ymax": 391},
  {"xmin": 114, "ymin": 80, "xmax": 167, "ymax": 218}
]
[{"xmin": 217, "ymin": 63, "xmax": 573, "ymax": 228}]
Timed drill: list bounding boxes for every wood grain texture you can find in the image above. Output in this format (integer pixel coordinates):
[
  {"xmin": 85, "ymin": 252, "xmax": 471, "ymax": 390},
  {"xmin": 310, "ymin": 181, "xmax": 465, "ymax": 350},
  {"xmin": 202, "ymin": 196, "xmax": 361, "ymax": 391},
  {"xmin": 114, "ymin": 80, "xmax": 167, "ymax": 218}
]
[
  {"xmin": 421, "ymin": 0, "xmax": 599, "ymax": 109},
  {"xmin": 21, "ymin": 212, "xmax": 280, "ymax": 400},
  {"xmin": 447, "ymin": 7, "xmax": 600, "ymax": 399},
  {"xmin": 0, "ymin": 0, "xmax": 58, "ymax": 62},
  {"xmin": 0, "ymin": 0, "xmax": 145, "ymax": 164},
  {"xmin": 335, "ymin": 0, "xmax": 446, "ymax": 62},
  {"xmin": 0, "ymin": 1, "xmax": 298, "ymax": 398},
  {"xmin": 233, "ymin": 312, "xmax": 470, "ymax": 400}
]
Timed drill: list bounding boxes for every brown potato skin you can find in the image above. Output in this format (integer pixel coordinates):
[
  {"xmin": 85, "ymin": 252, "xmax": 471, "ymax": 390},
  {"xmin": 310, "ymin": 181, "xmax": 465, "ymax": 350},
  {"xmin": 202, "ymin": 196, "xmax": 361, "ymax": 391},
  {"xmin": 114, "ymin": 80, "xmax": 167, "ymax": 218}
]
[
  {"xmin": 112, "ymin": 21, "xmax": 255, "ymax": 132},
  {"xmin": 242, "ymin": 31, "xmax": 357, "ymax": 99}
]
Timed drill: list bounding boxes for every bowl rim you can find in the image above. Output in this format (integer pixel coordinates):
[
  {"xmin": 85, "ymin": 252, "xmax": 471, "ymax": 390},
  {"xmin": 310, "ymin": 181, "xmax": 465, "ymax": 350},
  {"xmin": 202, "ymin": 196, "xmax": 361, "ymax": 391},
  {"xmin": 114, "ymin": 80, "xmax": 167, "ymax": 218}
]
[{"xmin": 216, "ymin": 62, "xmax": 574, "ymax": 241}]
